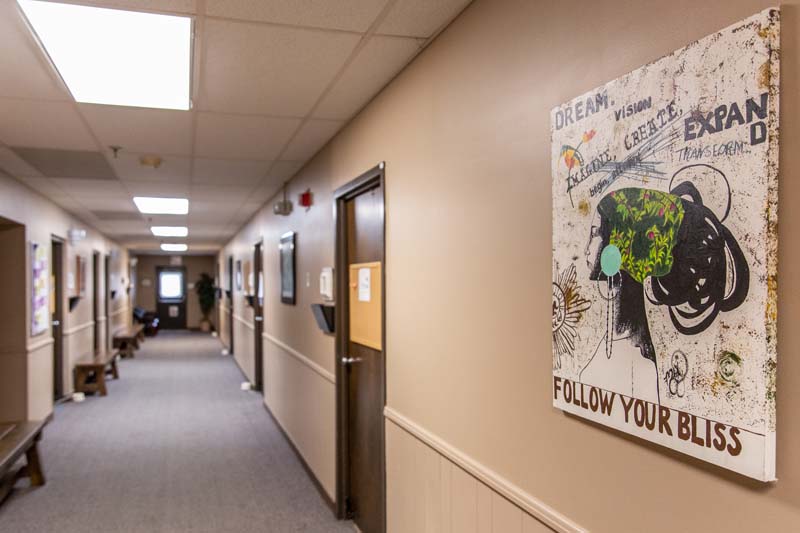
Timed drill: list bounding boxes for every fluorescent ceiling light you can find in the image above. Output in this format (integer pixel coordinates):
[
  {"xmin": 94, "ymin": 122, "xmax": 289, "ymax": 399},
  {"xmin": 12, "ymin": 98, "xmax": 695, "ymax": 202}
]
[
  {"xmin": 133, "ymin": 197, "xmax": 188, "ymax": 215},
  {"xmin": 17, "ymin": 0, "xmax": 192, "ymax": 110},
  {"xmin": 151, "ymin": 226, "xmax": 188, "ymax": 237},
  {"xmin": 161, "ymin": 243, "xmax": 188, "ymax": 252}
]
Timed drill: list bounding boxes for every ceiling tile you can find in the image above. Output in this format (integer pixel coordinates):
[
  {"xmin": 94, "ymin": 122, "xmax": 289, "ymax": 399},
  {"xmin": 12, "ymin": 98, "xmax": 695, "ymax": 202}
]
[
  {"xmin": 48, "ymin": 178, "xmax": 128, "ymax": 197},
  {"xmin": 182, "ymin": 223, "xmax": 224, "ymax": 238},
  {"xmin": 190, "ymin": 184, "xmax": 252, "ymax": 201},
  {"xmin": 192, "ymin": 158, "xmax": 271, "ymax": 185},
  {"xmin": 57, "ymin": 0, "xmax": 197, "ymax": 14},
  {"xmin": 205, "ymin": 0, "xmax": 388, "ymax": 32},
  {"xmin": 282, "ymin": 119, "xmax": 343, "ymax": 161},
  {"xmin": 91, "ymin": 209, "xmax": 144, "ymax": 222},
  {"xmin": 190, "ymin": 199, "xmax": 242, "ymax": 215},
  {"xmin": 96, "ymin": 220, "xmax": 151, "ymax": 235},
  {"xmin": 109, "ymin": 152, "xmax": 190, "ymax": 182},
  {"xmin": 0, "ymin": 99, "xmax": 97, "ymax": 151},
  {"xmin": 79, "ymin": 104, "xmax": 194, "ymax": 156},
  {"xmin": 249, "ymin": 180, "xmax": 282, "ymax": 202},
  {"xmin": 267, "ymin": 160, "xmax": 304, "ymax": 182},
  {"xmin": 12, "ymin": 176, "xmax": 67, "ymax": 198},
  {"xmin": 0, "ymin": 2, "xmax": 69, "ymax": 101},
  {"xmin": 377, "ymin": 0, "xmax": 471, "ymax": 38},
  {"xmin": 314, "ymin": 35, "xmax": 422, "ymax": 120},
  {"xmin": 194, "ymin": 112, "xmax": 300, "ymax": 160},
  {"xmin": 0, "ymin": 146, "xmax": 43, "ymax": 178},
  {"xmin": 200, "ymin": 19, "xmax": 360, "ymax": 116},
  {"xmin": 122, "ymin": 180, "xmax": 189, "ymax": 197},
  {"xmin": 11, "ymin": 147, "xmax": 116, "ymax": 179},
  {"xmin": 75, "ymin": 196, "xmax": 139, "ymax": 211}
]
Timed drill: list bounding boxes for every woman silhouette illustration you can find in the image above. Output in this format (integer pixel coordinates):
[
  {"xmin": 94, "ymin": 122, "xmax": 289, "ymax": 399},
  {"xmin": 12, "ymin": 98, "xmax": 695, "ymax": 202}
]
[{"xmin": 580, "ymin": 166, "xmax": 749, "ymax": 403}]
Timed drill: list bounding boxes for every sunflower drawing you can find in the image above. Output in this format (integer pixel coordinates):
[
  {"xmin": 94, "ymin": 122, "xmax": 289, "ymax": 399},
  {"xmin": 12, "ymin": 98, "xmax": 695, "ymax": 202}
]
[{"xmin": 552, "ymin": 263, "xmax": 592, "ymax": 368}]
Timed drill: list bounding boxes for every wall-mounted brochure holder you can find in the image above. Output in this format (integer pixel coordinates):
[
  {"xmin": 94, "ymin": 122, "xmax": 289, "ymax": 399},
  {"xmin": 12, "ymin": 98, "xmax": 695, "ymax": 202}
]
[{"xmin": 311, "ymin": 304, "xmax": 335, "ymax": 334}]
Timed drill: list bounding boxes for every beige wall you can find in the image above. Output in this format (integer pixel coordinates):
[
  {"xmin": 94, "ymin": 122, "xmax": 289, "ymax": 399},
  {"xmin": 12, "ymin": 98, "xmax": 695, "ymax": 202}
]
[
  {"xmin": 219, "ymin": 165, "xmax": 338, "ymax": 496},
  {"xmin": 0, "ymin": 173, "xmax": 130, "ymax": 421},
  {"xmin": 220, "ymin": 0, "xmax": 800, "ymax": 530},
  {"xmin": 135, "ymin": 254, "xmax": 216, "ymax": 330}
]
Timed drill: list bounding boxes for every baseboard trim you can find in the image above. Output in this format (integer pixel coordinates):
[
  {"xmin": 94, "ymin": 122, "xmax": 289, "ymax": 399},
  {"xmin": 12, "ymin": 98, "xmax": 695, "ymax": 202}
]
[
  {"xmin": 262, "ymin": 332, "xmax": 335, "ymax": 384},
  {"xmin": 261, "ymin": 402, "xmax": 337, "ymax": 516},
  {"xmin": 384, "ymin": 407, "xmax": 586, "ymax": 533},
  {"xmin": 229, "ymin": 352, "xmax": 252, "ymax": 384}
]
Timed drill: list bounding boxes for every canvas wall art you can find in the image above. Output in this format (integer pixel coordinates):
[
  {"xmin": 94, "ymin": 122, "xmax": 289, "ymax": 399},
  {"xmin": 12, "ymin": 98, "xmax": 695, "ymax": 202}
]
[{"xmin": 550, "ymin": 8, "xmax": 779, "ymax": 481}]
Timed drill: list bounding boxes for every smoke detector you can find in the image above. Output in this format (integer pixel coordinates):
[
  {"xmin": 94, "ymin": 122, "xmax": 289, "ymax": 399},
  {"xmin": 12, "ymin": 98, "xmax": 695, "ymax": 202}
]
[{"xmin": 139, "ymin": 155, "xmax": 163, "ymax": 169}]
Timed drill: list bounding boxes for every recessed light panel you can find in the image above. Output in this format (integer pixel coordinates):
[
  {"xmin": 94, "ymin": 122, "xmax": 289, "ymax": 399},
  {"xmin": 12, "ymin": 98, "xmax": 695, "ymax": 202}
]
[
  {"xmin": 161, "ymin": 243, "xmax": 188, "ymax": 252},
  {"xmin": 133, "ymin": 197, "xmax": 188, "ymax": 215},
  {"xmin": 17, "ymin": 0, "xmax": 192, "ymax": 110},
  {"xmin": 151, "ymin": 226, "xmax": 188, "ymax": 237}
]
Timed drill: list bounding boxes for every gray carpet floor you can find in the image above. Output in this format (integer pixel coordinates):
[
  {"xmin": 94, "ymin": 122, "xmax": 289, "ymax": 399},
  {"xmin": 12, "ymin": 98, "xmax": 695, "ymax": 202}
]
[{"xmin": 0, "ymin": 331, "xmax": 353, "ymax": 533}]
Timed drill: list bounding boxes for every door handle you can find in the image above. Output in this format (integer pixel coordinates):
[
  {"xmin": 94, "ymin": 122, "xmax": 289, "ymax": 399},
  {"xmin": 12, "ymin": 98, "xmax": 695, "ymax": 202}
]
[
  {"xmin": 52, "ymin": 320, "xmax": 60, "ymax": 327},
  {"xmin": 341, "ymin": 357, "xmax": 361, "ymax": 365},
  {"xmin": 254, "ymin": 316, "xmax": 263, "ymax": 322}
]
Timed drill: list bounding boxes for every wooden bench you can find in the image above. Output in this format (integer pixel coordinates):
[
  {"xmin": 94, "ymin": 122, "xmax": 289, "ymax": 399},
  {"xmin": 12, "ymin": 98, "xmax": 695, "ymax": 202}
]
[
  {"xmin": 0, "ymin": 420, "xmax": 46, "ymax": 504},
  {"xmin": 113, "ymin": 325, "xmax": 144, "ymax": 358},
  {"xmin": 74, "ymin": 351, "xmax": 120, "ymax": 397}
]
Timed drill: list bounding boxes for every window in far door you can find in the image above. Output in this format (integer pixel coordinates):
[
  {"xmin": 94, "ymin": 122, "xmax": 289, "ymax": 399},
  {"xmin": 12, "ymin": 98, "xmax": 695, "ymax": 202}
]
[{"xmin": 159, "ymin": 270, "xmax": 184, "ymax": 301}]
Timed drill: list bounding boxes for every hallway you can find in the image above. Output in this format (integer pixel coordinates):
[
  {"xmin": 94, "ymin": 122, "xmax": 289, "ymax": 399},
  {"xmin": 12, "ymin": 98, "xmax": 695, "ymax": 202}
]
[{"xmin": 0, "ymin": 332, "xmax": 351, "ymax": 533}]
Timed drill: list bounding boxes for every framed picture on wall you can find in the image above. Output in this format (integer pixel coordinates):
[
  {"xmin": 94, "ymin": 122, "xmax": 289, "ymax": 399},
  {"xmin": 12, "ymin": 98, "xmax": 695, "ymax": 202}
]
[
  {"xmin": 76, "ymin": 255, "xmax": 87, "ymax": 298},
  {"xmin": 235, "ymin": 259, "xmax": 242, "ymax": 291},
  {"xmin": 30, "ymin": 242, "xmax": 49, "ymax": 336},
  {"xmin": 279, "ymin": 231, "xmax": 295, "ymax": 305}
]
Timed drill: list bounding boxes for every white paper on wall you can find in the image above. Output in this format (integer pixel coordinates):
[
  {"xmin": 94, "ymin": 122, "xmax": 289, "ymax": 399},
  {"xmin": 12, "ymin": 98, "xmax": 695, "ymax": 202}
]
[
  {"xmin": 550, "ymin": 8, "xmax": 779, "ymax": 481},
  {"xmin": 358, "ymin": 268, "xmax": 371, "ymax": 302}
]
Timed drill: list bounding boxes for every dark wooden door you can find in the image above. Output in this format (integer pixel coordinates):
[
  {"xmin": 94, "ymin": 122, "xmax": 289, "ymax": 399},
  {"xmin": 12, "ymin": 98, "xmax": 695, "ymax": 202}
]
[
  {"xmin": 253, "ymin": 243, "xmax": 264, "ymax": 392},
  {"xmin": 51, "ymin": 238, "xmax": 64, "ymax": 400},
  {"xmin": 336, "ymin": 166, "xmax": 385, "ymax": 533},
  {"xmin": 228, "ymin": 255, "xmax": 234, "ymax": 354},
  {"xmin": 156, "ymin": 266, "xmax": 187, "ymax": 329},
  {"xmin": 104, "ymin": 254, "xmax": 110, "ymax": 353},
  {"xmin": 92, "ymin": 252, "xmax": 100, "ymax": 356}
]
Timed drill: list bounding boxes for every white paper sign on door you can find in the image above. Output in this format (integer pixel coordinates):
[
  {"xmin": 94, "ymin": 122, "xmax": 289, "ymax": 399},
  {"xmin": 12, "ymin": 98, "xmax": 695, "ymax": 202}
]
[{"xmin": 358, "ymin": 268, "xmax": 371, "ymax": 302}]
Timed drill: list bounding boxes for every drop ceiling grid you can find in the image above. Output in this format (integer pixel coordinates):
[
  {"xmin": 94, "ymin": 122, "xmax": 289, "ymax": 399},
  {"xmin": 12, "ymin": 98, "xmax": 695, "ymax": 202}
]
[{"xmin": 0, "ymin": 0, "xmax": 475, "ymax": 251}]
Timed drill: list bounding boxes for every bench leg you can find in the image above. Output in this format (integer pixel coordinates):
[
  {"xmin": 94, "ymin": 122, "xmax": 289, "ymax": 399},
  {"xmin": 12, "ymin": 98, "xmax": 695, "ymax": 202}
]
[
  {"xmin": 25, "ymin": 440, "xmax": 45, "ymax": 487},
  {"xmin": 74, "ymin": 368, "xmax": 87, "ymax": 393},
  {"xmin": 110, "ymin": 358, "xmax": 119, "ymax": 379},
  {"xmin": 97, "ymin": 371, "xmax": 108, "ymax": 396}
]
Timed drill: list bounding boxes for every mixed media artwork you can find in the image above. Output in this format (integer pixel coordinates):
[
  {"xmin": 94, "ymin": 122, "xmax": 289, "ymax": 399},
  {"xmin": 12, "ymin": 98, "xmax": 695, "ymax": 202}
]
[
  {"xmin": 31, "ymin": 242, "xmax": 49, "ymax": 336},
  {"xmin": 550, "ymin": 9, "xmax": 779, "ymax": 481}
]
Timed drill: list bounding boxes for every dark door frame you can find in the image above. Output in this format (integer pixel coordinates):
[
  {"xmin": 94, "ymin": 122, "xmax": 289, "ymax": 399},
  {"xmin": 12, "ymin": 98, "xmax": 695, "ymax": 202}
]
[
  {"xmin": 228, "ymin": 255, "xmax": 234, "ymax": 354},
  {"xmin": 334, "ymin": 163, "xmax": 386, "ymax": 525},
  {"xmin": 92, "ymin": 251, "xmax": 100, "ymax": 356},
  {"xmin": 104, "ymin": 254, "xmax": 111, "ymax": 354},
  {"xmin": 253, "ymin": 241, "xmax": 264, "ymax": 392},
  {"xmin": 51, "ymin": 236, "xmax": 65, "ymax": 400}
]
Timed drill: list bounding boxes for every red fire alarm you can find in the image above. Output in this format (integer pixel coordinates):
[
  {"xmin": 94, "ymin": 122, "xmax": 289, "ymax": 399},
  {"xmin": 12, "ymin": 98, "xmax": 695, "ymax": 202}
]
[{"xmin": 299, "ymin": 189, "xmax": 313, "ymax": 209}]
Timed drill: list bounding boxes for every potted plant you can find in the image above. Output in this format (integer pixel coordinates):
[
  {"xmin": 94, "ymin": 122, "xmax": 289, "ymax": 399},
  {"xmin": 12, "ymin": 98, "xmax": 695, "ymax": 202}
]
[{"xmin": 195, "ymin": 272, "xmax": 216, "ymax": 333}]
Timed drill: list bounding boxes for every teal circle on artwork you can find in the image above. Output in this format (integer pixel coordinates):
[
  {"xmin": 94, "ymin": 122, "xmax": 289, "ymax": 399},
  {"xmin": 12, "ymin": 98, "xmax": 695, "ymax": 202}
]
[{"xmin": 601, "ymin": 245, "xmax": 621, "ymax": 277}]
